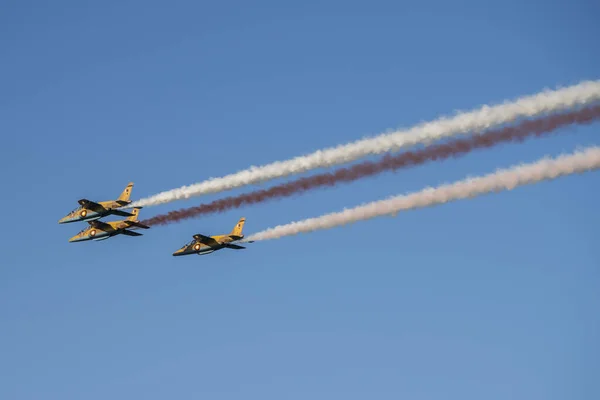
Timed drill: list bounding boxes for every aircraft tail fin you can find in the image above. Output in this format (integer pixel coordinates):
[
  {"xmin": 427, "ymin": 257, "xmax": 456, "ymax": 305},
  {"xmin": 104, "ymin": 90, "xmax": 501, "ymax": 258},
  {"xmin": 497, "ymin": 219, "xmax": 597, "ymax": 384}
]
[
  {"xmin": 127, "ymin": 207, "xmax": 142, "ymax": 222},
  {"xmin": 117, "ymin": 182, "xmax": 134, "ymax": 203},
  {"xmin": 230, "ymin": 217, "xmax": 245, "ymax": 237}
]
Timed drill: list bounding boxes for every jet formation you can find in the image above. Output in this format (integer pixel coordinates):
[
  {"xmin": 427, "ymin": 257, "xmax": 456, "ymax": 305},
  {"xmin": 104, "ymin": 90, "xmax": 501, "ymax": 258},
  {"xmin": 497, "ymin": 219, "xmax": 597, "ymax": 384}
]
[{"xmin": 59, "ymin": 182, "xmax": 251, "ymax": 257}]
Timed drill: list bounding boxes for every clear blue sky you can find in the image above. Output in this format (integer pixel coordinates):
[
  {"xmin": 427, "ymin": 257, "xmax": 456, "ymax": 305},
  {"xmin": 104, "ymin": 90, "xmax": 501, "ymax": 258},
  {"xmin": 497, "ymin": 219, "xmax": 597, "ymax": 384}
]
[{"xmin": 1, "ymin": 1, "xmax": 598, "ymax": 399}]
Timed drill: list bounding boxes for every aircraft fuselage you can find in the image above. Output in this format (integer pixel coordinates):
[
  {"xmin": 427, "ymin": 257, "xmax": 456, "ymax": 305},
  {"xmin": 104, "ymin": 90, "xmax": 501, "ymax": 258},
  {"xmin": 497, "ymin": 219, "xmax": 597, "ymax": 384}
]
[
  {"xmin": 69, "ymin": 227, "xmax": 117, "ymax": 242},
  {"xmin": 172, "ymin": 235, "xmax": 241, "ymax": 256},
  {"xmin": 172, "ymin": 243, "xmax": 224, "ymax": 256},
  {"xmin": 59, "ymin": 209, "xmax": 106, "ymax": 224},
  {"xmin": 172, "ymin": 218, "xmax": 248, "ymax": 257}
]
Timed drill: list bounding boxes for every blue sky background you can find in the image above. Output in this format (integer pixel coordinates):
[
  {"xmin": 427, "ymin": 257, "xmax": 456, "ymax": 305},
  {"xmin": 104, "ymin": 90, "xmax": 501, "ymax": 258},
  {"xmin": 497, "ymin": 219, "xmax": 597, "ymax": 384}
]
[{"xmin": 1, "ymin": 1, "xmax": 598, "ymax": 399}]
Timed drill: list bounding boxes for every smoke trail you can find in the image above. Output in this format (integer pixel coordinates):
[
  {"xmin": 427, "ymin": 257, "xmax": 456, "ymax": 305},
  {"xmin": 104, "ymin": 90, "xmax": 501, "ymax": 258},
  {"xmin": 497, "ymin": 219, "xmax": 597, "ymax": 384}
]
[
  {"xmin": 142, "ymin": 105, "xmax": 600, "ymax": 226},
  {"xmin": 242, "ymin": 145, "xmax": 600, "ymax": 242},
  {"xmin": 130, "ymin": 80, "xmax": 600, "ymax": 208}
]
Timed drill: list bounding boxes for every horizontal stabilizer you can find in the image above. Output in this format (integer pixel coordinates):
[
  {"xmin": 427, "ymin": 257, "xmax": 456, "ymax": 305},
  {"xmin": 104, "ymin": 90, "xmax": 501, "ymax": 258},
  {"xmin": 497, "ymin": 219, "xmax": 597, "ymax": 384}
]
[
  {"xmin": 111, "ymin": 209, "xmax": 135, "ymax": 217},
  {"xmin": 224, "ymin": 244, "xmax": 246, "ymax": 250},
  {"xmin": 121, "ymin": 230, "xmax": 143, "ymax": 236},
  {"xmin": 127, "ymin": 221, "xmax": 150, "ymax": 229}
]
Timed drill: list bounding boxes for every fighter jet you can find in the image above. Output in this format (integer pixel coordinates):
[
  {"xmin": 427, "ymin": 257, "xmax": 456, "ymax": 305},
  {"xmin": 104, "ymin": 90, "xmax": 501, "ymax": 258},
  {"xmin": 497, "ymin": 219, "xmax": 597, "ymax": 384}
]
[
  {"xmin": 59, "ymin": 182, "xmax": 135, "ymax": 224},
  {"xmin": 68, "ymin": 208, "xmax": 149, "ymax": 242},
  {"xmin": 172, "ymin": 217, "xmax": 252, "ymax": 256}
]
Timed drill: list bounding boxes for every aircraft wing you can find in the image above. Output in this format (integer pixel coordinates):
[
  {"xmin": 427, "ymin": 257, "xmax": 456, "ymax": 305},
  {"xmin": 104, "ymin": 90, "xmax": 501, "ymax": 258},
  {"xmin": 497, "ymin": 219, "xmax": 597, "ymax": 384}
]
[
  {"xmin": 78, "ymin": 199, "xmax": 105, "ymax": 212},
  {"xmin": 224, "ymin": 243, "xmax": 246, "ymax": 250},
  {"xmin": 88, "ymin": 220, "xmax": 113, "ymax": 231},
  {"xmin": 121, "ymin": 229, "xmax": 143, "ymax": 236},
  {"xmin": 193, "ymin": 233, "xmax": 220, "ymax": 246}
]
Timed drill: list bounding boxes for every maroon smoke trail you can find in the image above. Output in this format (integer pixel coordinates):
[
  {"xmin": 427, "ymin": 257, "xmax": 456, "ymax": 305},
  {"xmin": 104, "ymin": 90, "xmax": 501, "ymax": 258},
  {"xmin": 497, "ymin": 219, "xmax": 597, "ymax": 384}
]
[{"xmin": 143, "ymin": 105, "xmax": 600, "ymax": 226}]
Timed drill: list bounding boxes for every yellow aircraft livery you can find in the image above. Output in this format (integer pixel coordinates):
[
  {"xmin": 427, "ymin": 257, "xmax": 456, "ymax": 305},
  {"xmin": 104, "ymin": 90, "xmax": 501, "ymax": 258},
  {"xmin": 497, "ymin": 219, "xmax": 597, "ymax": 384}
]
[
  {"xmin": 172, "ymin": 217, "xmax": 252, "ymax": 256},
  {"xmin": 59, "ymin": 182, "xmax": 135, "ymax": 224},
  {"xmin": 69, "ymin": 208, "xmax": 149, "ymax": 242}
]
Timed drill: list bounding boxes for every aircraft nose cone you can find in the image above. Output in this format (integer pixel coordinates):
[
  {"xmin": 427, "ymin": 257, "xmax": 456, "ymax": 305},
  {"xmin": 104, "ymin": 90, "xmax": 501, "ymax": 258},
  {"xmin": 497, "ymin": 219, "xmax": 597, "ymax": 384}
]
[
  {"xmin": 59, "ymin": 215, "xmax": 77, "ymax": 224},
  {"xmin": 68, "ymin": 234, "xmax": 83, "ymax": 242}
]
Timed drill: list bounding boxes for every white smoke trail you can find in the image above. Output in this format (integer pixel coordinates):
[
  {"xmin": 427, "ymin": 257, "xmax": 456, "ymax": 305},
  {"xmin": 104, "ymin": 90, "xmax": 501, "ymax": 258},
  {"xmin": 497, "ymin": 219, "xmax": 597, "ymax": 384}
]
[
  {"xmin": 132, "ymin": 80, "xmax": 600, "ymax": 207},
  {"xmin": 242, "ymin": 146, "xmax": 600, "ymax": 242}
]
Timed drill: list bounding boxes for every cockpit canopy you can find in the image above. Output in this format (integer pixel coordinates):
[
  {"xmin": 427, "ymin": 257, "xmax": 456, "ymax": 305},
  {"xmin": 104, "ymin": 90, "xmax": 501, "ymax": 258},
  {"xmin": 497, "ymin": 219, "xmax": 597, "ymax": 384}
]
[
  {"xmin": 67, "ymin": 205, "xmax": 86, "ymax": 215},
  {"xmin": 181, "ymin": 240, "xmax": 196, "ymax": 249}
]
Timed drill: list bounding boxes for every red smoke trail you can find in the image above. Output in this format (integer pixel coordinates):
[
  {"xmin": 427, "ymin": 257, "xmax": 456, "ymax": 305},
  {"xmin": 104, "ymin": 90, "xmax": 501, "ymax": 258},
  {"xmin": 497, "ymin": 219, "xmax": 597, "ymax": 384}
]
[{"xmin": 143, "ymin": 105, "xmax": 600, "ymax": 226}]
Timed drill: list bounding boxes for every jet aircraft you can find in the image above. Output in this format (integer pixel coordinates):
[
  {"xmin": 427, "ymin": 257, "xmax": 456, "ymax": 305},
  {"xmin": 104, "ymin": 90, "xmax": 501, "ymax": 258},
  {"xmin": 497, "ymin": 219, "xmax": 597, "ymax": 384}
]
[
  {"xmin": 68, "ymin": 207, "xmax": 149, "ymax": 242},
  {"xmin": 59, "ymin": 182, "xmax": 135, "ymax": 224},
  {"xmin": 172, "ymin": 217, "xmax": 252, "ymax": 256}
]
